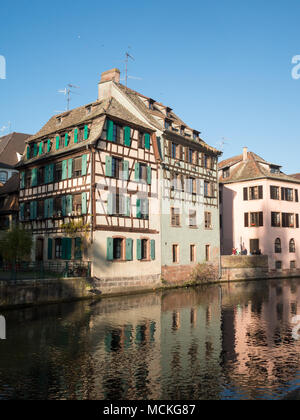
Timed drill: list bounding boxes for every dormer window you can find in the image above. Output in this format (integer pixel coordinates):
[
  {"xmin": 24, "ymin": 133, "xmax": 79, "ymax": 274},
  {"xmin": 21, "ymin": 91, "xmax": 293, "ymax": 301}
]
[
  {"xmin": 149, "ymin": 99, "xmax": 155, "ymax": 110},
  {"xmin": 270, "ymin": 165, "xmax": 280, "ymax": 174},
  {"xmin": 223, "ymin": 167, "xmax": 230, "ymax": 178},
  {"xmin": 180, "ymin": 126, "xmax": 185, "ymax": 136},
  {"xmin": 86, "ymin": 106, "xmax": 92, "ymax": 114},
  {"xmin": 193, "ymin": 132, "xmax": 198, "ymax": 140},
  {"xmin": 165, "ymin": 120, "xmax": 171, "ymax": 130},
  {"xmin": 56, "ymin": 116, "xmax": 62, "ymax": 125}
]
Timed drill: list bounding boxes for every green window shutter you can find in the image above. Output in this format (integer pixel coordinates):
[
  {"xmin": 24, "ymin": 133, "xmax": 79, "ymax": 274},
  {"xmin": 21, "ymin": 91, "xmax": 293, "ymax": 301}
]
[
  {"xmin": 30, "ymin": 201, "xmax": 36, "ymax": 220},
  {"xmin": 82, "ymin": 155, "xmax": 88, "ymax": 176},
  {"xmin": 33, "ymin": 143, "xmax": 38, "ymax": 157},
  {"xmin": 107, "ymin": 120, "xmax": 114, "ymax": 141},
  {"xmin": 39, "ymin": 142, "xmax": 43, "ymax": 155},
  {"xmin": 124, "ymin": 126, "xmax": 131, "ymax": 147},
  {"xmin": 75, "ymin": 237, "xmax": 82, "ymax": 259},
  {"xmin": 56, "ymin": 136, "xmax": 60, "ymax": 150},
  {"xmin": 147, "ymin": 166, "xmax": 152, "ymax": 185},
  {"xmin": 126, "ymin": 196, "xmax": 131, "ymax": 217},
  {"xmin": 123, "ymin": 160, "xmax": 129, "ymax": 181},
  {"xmin": 44, "ymin": 199, "xmax": 49, "ymax": 219},
  {"xmin": 84, "ymin": 125, "xmax": 89, "ymax": 140},
  {"xmin": 44, "ymin": 165, "xmax": 49, "ymax": 184},
  {"xmin": 65, "ymin": 133, "xmax": 69, "ymax": 147},
  {"xmin": 68, "ymin": 159, "xmax": 73, "ymax": 179},
  {"xmin": 47, "ymin": 139, "xmax": 51, "ymax": 153},
  {"xmin": 107, "ymin": 193, "xmax": 114, "ymax": 215},
  {"xmin": 31, "ymin": 168, "xmax": 38, "ymax": 187},
  {"xmin": 107, "ymin": 238, "xmax": 114, "ymax": 261},
  {"xmin": 67, "ymin": 195, "xmax": 73, "ymax": 215},
  {"xmin": 135, "ymin": 163, "xmax": 140, "ymax": 181},
  {"xmin": 126, "ymin": 238, "xmax": 133, "ymax": 261},
  {"xmin": 62, "ymin": 196, "xmax": 66, "ymax": 217},
  {"xmin": 74, "ymin": 128, "xmax": 78, "ymax": 144},
  {"xmin": 150, "ymin": 240, "xmax": 156, "ymax": 260},
  {"xmin": 20, "ymin": 203, "xmax": 25, "ymax": 221},
  {"xmin": 137, "ymin": 239, "xmax": 142, "ymax": 260},
  {"xmin": 105, "ymin": 156, "xmax": 113, "ymax": 177},
  {"xmin": 27, "ymin": 146, "xmax": 30, "ymax": 160},
  {"xmin": 145, "ymin": 133, "xmax": 150, "ymax": 150},
  {"xmin": 48, "ymin": 198, "xmax": 54, "ymax": 218},
  {"xmin": 20, "ymin": 172, "xmax": 25, "ymax": 189},
  {"xmin": 62, "ymin": 160, "xmax": 68, "ymax": 180},
  {"xmin": 136, "ymin": 199, "xmax": 141, "ymax": 219},
  {"xmin": 82, "ymin": 192, "xmax": 87, "ymax": 215},
  {"xmin": 49, "ymin": 164, "xmax": 54, "ymax": 183},
  {"xmin": 48, "ymin": 238, "xmax": 53, "ymax": 260}
]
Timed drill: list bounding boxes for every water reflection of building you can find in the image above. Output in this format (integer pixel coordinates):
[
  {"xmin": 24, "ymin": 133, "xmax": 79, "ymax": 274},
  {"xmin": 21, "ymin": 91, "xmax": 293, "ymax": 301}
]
[
  {"xmin": 221, "ymin": 280, "xmax": 300, "ymax": 399},
  {"xmin": 160, "ymin": 287, "xmax": 223, "ymax": 400},
  {"xmin": 88, "ymin": 293, "xmax": 162, "ymax": 400}
]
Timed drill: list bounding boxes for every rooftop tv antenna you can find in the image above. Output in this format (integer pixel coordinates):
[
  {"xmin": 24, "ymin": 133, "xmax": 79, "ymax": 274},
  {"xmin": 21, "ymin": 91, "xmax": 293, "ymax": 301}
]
[
  {"xmin": 58, "ymin": 84, "xmax": 80, "ymax": 111},
  {"xmin": 125, "ymin": 50, "xmax": 134, "ymax": 87},
  {"xmin": 217, "ymin": 137, "xmax": 230, "ymax": 151}
]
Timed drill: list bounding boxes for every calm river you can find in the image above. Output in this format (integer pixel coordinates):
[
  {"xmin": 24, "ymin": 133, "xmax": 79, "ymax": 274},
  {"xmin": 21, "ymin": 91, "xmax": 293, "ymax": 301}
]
[{"xmin": 1, "ymin": 278, "xmax": 300, "ymax": 400}]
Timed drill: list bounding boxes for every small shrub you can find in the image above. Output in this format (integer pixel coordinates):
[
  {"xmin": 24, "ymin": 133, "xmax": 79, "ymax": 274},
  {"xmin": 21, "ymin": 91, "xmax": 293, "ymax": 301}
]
[{"xmin": 190, "ymin": 263, "xmax": 219, "ymax": 284}]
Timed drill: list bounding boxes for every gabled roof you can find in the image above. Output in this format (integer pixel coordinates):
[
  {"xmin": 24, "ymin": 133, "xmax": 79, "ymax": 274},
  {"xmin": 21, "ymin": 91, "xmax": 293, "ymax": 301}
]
[
  {"xmin": 290, "ymin": 173, "xmax": 300, "ymax": 180},
  {"xmin": 0, "ymin": 132, "xmax": 31, "ymax": 166},
  {"xmin": 19, "ymin": 97, "xmax": 154, "ymax": 166},
  {"xmin": 219, "ymin": 151, "xmax": 300, "ymax": 184},
  {"xmin": 0, "ymin": 173, "xmax": 19, "ymax": 195}
]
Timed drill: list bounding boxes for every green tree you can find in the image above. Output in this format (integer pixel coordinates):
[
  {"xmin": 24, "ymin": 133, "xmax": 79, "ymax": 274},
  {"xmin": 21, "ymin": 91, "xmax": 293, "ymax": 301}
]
[{"xmin": 0, "ymin": 226, "xmax": 33, "ymax": 263}]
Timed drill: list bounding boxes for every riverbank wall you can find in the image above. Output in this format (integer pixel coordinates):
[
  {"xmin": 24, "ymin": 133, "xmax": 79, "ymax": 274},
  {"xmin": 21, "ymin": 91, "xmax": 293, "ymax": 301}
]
[{"xmin": 1, "ymin": 256, "xmax": 300, "ymax": 309}]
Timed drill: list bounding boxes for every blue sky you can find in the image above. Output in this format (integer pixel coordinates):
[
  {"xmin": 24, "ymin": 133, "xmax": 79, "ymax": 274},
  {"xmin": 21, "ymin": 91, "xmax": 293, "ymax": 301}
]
[{"xmin": 1, "ymin": 0, "xmax": 300, "ymax": 172}]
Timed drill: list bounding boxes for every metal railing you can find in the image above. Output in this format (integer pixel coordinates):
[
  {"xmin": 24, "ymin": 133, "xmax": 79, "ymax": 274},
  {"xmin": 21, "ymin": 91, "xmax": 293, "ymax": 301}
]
[{"xmin": 0, "ymin": 260, "xmax": 92, "ymax": 281}]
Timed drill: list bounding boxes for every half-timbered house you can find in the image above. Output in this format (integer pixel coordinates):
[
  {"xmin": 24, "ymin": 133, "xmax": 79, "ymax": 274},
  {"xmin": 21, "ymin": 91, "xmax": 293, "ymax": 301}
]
[{"xmin": 17, "ymin": 68, "xmax": 221, "ymax": 288}]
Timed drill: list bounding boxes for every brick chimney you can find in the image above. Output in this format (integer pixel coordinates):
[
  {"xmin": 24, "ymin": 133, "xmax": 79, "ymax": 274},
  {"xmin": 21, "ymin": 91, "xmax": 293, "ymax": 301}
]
[
  {"xmin": 98, "ymin": 68, "xmax": 120, "ymax": 101},
  {"xmin": 243, "ymin": 147, "xmax": 248, "ymax": 161}
]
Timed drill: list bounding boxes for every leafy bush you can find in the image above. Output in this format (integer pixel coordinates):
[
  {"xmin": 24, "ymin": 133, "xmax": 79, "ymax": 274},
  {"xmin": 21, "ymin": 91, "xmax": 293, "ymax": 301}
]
[
  {"xmin": 190, "ymin": 263, "xmax": 219, "ymax": 284},
  {"xmin": 0, "ymin": 226, "xmax": 32, "ymax": 263}
]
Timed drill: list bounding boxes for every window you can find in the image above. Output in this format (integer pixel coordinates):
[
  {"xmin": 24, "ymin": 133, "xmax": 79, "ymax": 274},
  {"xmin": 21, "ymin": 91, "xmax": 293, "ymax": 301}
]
[
  {"xmin": 271, "ymin": 212, "xmax": 281, "ymax": 227},
  {"xmin": 281, "ymin": 188, "xmax": 294, "ymax": 201},
  {"xmin": 54, "ymin": 162, "xmax": 62, "ymax": 182},
  {"xmin": 289, "ymin": 239, "xmax": 296, "ymax": 253},
  {"xmin": 73, "ymin": 157, "xmax": 82, "ymax": 177},
  {"xmin": 73, "ymin": 194, "xmax": 82, "ymax": 215},
  {"xmin": 270, "ymin": 186, "xmax": 280, "ymax": 200},
  {"xmin": 188, "ymin": 149, "xmax": 193, "ymax": 164},
  {"xmin": 112, "ymin": 157, "xmax": 123, "ymax": 179},
  {"xmin": 171, "ymin": 142, "xmax": 177, "ymax": 159},
  {"xmin": 55, "ymin": 238, "xmax": 62, "ymax": 259},
  {"xmin": 54, "ymin": 197, "xmax": 62, "ymax": 217},
  {"xmin": 250, "ymin": 239, "xmax": 259, "ymax": 254},
  {"xmin": 204, "ymin": 181, "xmax": 214, "ymax": 197},
  {"xmin": 25, "ymin": 171, "xmax": 31, "ymax": 188},
  {"xmin": 296, "ymin": 190, "xmax": 299, "ymax": 202},
  {"xmin": 38, "ymin": 167, "xmax": 44, "ymax": 185},
  {"xmin": 172, "ymin": 244, "xmax": 179, "ymax": 263},
  {"xmin": 270, "ymin": 166, "xmax": 280, "ymax": 174},
  {"xmin": 249, "ymin": 212, "xmax": 264, "ymax": 227},
  {"xmin": 290, "ymin": 260, "xmax": 296, "ymax": 269},
  {"xmin": 275, "ymin": 261, "xmax": 282, "ymax": 270},
  {"xmin": 189, "ymin": 210, "xmax": 197, "ymax": 228},
  {"xmin": 205, "ymin": 245, "xmax": 210, "ymax": 262},
  {"xmin": 165, "ymin": 120, "xmax": 171, "ymax": 130},
  {"xmin": 59, "ymin": 133, "xmax": 66, "ymax": 148},
  {"xmin": 171, "ymin": 207, "xmax": 180, "ymax": 227},
  {"xmin": 223, "ymin": 168, "xmax": 230, "ymax": 179},
  {"xmin": 139, "ymin": 132, "xmax": 145, "ymax": 149},
  {"xmin": 203, "ymin": 155, "xmax": 211, "ymax": 169},
  {"xmin": 113, "ymin": 238, "xmax": 124, "ymax": 260},
  {"xmin": 249, "ymin": 186, "xmax": 263, "ymax": 200},
  {"xmin": 139, "ymin": 163, "xmax": 148, "ymax": 183},
  {"xmin": 113, "ymin": 123, "xmax": 124, "ymax": 144},
  {"xmin": 37, "ymin": 200, "xmax": 44, "ymax": 219},
  {"xmin": 188, "ymin": 177, "xmax": 196, "ymax": 194},
  {"xmin": 282, "ymin": 213, "xmax": 295, "ymax": 228},
  {"xmin": 0, "ymin": 171, "xmax": 8, "ymax": 183},
  {"xmin": 190, "ymin": 245, "xmax": 196, "ymax": 262},
  {"xmin": 205, "ymin": 212, "xmax": 212, "ymax": 229},
  {"xmin": 141, "ymin": 239, "xmax": 149, "ymax": 261},
  {"xmin": 275, "ymin": 238, "xmax": 282, "ymax": 254},
  {"xmin": 110, "ymin": 193, "xmax": 127, "ymax": 216}
]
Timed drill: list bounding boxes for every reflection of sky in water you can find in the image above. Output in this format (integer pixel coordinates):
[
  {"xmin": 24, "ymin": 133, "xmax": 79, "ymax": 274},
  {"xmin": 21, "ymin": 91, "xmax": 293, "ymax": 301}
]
[{"xmin": 0, "ymin": 278, "xmax": 300, "ymax": 400}]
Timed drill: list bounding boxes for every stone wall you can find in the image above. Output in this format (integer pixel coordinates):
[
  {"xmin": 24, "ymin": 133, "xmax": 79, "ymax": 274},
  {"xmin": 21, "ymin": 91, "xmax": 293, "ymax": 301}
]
[
  {"xmin": 221, "ymin": 255, "xmax": 269, "ymax": 281},
  {"xmin": 0, "ymin": 274, "xmax": 162, "ymax": 309},
  {"xmin": 161, "ymin": 264, "xmax": 196, "ymax": 285}
]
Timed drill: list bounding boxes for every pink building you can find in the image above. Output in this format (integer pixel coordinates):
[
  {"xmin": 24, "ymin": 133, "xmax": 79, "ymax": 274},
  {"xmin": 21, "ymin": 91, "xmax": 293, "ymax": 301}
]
[{"xmin": 219, "ymin": 148, "xmax": 300, "ymax": 271}]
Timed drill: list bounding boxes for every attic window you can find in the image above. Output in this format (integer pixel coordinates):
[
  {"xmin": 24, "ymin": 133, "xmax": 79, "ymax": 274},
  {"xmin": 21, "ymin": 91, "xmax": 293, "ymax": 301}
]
[
  {"xmin": 86, "ymin": 106, "xmax": 92, "ymax": 114},
  {"xmin": 56, "ymin": 116, "xmax": 62, "ymax": 125},
  {"xmin": 149, "ymin": 100, "xmax": 155, "ymax": 110},
  {"xmin": 180, "ymin": 126, "xmax": 185, "ymax": 136},
  {"xmin": 193, "ymin": 132, "xmax": 198, "ymax": 140},
  {"xmin": 270, "ymin": 166, "xmax": 280, "ymax": 174},
  {"xmin": 223, "ymin": 168, "xmax": 230, "ymax": 178},
  {"xmin": 165, "ymin": 120, "xmax": 171, "ymax": 130}
]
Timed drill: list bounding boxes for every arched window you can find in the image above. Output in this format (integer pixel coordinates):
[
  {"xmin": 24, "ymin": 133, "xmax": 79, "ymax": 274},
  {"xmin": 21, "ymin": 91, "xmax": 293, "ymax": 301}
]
[
  {"xmin": 275, "ymin": 238, "xmax": 282, "ymax": 254},
  {"xmin": 289, "ymin": 239, "xmax": 296, "ymax": 253}
]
